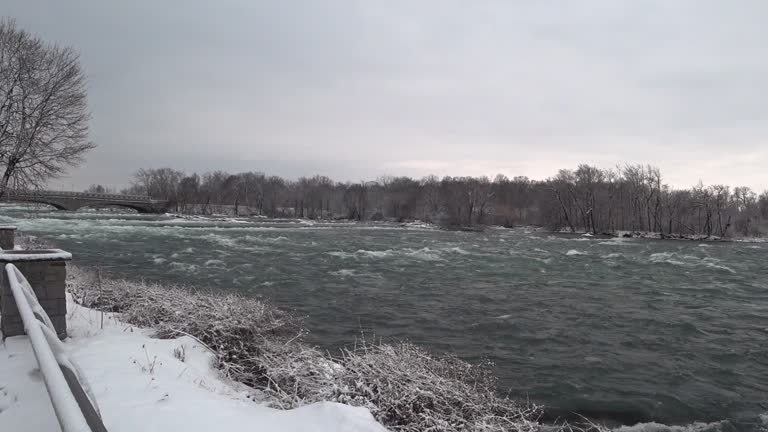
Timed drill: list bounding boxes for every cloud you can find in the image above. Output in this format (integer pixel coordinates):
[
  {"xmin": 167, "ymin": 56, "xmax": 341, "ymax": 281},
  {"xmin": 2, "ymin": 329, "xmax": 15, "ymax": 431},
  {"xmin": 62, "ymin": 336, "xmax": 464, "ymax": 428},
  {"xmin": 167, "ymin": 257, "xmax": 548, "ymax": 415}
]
[{"xmin": 4, "ymin": 0, "xmax": 768, "ymax": 191}]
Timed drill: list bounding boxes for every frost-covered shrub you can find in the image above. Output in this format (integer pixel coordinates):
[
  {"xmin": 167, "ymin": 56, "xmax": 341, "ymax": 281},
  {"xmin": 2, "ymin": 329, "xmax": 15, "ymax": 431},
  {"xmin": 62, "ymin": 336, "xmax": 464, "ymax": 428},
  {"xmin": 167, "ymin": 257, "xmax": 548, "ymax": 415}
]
[
  {"xmin": 66, "ymin": 264, "xmax": 306, "ymax": 390},
  {"xmin": 332, "ymin": 342, "xmax": 543, "ymax": 432}
]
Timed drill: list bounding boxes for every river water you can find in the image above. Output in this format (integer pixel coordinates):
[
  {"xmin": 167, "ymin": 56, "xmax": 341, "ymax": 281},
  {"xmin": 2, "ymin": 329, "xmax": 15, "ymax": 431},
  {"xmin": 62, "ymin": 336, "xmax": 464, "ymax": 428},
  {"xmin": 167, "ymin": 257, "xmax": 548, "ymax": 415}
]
[{"xmin": 2, "ymin": 205, "xmax": 767, "ymax": 431}]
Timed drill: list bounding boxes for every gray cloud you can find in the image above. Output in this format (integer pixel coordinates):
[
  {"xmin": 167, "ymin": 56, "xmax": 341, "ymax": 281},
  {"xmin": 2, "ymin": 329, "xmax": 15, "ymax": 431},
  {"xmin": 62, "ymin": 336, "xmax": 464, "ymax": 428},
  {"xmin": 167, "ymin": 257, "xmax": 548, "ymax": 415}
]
[{"xmin": 5, "ymin": 0, "xmax": 768, "ymax": 191}]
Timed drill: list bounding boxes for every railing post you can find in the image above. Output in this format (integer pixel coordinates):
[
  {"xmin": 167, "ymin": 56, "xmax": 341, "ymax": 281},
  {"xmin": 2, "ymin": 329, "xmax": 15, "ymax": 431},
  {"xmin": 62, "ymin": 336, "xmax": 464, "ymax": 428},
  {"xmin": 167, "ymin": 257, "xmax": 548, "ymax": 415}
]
[
  {"xmin": 0, "ymin": 249, "xmax": 72, "ymax": 339},
  {"xmin": 0, "ymin": 225, "xmax": 16, "ymax": 250}
]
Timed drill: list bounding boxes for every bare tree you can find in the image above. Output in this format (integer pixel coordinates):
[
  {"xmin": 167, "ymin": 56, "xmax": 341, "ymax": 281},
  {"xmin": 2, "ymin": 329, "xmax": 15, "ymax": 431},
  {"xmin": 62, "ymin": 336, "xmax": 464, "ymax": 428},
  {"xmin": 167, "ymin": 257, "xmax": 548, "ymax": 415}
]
[
  {"xmin": 0, "ymin": 19, "xmax": 95, "ymax": 197},
  {"xmin": 121, "ymin": 161, "xmax": 768, "ymax": 237},
  {"xmin": 85, "ymin": 184, "xmax": 115, "ymax": 194}
]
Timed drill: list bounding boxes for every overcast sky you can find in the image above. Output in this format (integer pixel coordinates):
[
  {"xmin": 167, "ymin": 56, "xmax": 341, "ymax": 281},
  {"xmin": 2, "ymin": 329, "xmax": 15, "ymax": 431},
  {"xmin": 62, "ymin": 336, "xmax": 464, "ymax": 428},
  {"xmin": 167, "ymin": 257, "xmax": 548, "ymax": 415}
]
[{"xmin": 5, "ymin": 1, "xmax": 768, "ymax": 191}]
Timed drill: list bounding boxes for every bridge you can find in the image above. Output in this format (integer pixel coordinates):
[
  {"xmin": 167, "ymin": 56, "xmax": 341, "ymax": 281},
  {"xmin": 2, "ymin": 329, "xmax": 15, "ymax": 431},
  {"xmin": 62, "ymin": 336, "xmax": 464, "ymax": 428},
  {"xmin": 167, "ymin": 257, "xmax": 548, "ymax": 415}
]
[{"xmin": 2, "ymin": 190, "xmax": 169, "ymax": 213}]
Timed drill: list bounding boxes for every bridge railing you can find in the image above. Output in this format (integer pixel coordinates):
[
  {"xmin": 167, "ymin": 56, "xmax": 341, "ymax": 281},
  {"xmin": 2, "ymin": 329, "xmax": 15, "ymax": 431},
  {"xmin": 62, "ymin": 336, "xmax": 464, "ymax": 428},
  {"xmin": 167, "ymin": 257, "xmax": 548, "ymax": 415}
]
[
  {"xmin": 4, "ymin": 189, "xmax": 161, "ymax": 202},
  {"xmin": 5, "ymin": 263, "xmax": 108, "ymax": 432}
]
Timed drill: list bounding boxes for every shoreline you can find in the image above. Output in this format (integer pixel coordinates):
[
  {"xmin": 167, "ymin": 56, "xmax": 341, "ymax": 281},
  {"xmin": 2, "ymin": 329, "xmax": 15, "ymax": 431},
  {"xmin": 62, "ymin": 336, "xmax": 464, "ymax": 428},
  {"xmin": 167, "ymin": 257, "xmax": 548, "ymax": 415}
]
[
  {"xmin": 163, "ymin": 212, "xmax": 768, "ymax": 243},
  {"xmin": 540, "ymin": 229, "xmax": 767, "ymax": 243}
]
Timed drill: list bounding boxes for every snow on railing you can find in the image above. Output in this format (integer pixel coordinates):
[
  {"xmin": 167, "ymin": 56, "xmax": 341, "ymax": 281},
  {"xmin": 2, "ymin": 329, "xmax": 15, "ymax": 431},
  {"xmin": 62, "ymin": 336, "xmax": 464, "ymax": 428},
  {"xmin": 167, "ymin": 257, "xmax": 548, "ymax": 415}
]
[{"xmin": 5, "ymin": 264, "xmax": 108, "ymax": 432}]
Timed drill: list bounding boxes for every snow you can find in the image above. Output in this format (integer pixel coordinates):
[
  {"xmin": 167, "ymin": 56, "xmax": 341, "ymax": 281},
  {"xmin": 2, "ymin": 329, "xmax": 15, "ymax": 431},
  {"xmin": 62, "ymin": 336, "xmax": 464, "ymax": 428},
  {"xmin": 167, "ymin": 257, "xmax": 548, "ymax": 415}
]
[
  {"xmin": 3, "ymin": 264, "xmax": 92, "ymax": 431},
  {"xmin": 0, "ymin": 296, "xmax": 388, "ymax": 432},
  {"xmin": 0, "ymin": 249, "xmax": 72, "ymax": 262}
]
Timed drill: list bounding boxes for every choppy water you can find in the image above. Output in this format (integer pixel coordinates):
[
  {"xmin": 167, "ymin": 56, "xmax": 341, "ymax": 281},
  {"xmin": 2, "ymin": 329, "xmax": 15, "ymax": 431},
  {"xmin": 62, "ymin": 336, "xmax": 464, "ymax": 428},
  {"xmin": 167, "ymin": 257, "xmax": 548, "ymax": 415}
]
[{"xmin": 2, "ymin": 205, "xmax": 767, "ymax": 431}]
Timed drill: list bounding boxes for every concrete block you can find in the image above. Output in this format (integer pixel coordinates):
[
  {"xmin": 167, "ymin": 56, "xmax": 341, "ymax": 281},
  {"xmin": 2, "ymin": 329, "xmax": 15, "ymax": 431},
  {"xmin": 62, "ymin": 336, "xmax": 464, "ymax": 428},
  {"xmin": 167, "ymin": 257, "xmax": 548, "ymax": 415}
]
[
  {"xmin": 0, "ymin": 226, "xmax": 16, "ymax": 250},
  {"xmin": 0, "ymin": 249, "xmax": 72, "ymax": 339}
]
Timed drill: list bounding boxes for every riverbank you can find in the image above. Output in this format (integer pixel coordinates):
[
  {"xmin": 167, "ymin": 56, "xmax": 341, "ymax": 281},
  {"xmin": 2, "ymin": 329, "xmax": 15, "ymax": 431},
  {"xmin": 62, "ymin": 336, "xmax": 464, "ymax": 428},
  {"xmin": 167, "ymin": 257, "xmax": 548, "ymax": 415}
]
[
  {"xmin": 165, "ymin": 212, "xmax": 768, "ymax": 242},
  {"xmin": 546, "ymin": 229, "xmax": 768, "ymax": 243},
  {"xmin": 0, "ymin": 293, "xmax": 385, "ymax": 432},
  {"xmin": 17, "ymin": 233, "xmax": 565, "ymax": 432}
]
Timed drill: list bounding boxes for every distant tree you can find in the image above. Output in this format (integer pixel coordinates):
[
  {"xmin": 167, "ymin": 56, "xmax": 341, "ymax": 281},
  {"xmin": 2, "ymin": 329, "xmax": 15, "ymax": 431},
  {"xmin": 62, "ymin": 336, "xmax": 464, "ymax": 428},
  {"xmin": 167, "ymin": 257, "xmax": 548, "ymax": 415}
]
[
  {"xmin": 121, "ymin": 163, "xmax": 768, "ymax": 237},
  {"xmin": 130, "ymin": 168, "xmax": 183, "ymax": 206},
  {"xmin": 177, "ymin": 174, "xmax": 200, "ymax": 213},
  {"xmin": 0, "ymin": 19, "xmax": 95, "ymax": 197},
  {"xmin": 85, "ymin": 184, "xmax": 114, "ymax": 194}
]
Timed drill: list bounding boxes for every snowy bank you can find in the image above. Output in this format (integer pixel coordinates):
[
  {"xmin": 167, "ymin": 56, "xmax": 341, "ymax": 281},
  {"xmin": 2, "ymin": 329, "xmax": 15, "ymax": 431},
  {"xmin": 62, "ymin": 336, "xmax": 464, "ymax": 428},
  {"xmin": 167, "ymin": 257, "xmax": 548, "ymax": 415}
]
[
  {"xmin": 0, "ymin": 295, "xmax": 386, "ymax": 432},
  {"xmin": 63, "ymin": 264, "xmax": 544, "ymax": 432}
]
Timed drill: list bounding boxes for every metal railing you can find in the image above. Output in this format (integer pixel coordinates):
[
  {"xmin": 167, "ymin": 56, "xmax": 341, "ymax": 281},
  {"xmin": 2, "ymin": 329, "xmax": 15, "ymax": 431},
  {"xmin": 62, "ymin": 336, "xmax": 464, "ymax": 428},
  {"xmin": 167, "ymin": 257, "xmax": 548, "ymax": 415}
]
[
  {"xmin": 4, "ymin": 189, "xmax": 158, "ymax": 202},
  {"xmin": 5, "ymin": 263, "xmax": 108, "ymax": 432}
]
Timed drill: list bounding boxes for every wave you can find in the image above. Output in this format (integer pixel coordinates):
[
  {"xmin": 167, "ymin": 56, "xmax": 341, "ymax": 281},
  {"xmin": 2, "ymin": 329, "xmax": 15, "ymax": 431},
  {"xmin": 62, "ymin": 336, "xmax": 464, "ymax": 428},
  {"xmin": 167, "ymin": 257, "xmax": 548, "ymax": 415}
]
[
  {"xmin": 649, "ymin": 252, "xmax": 687, "ymax": 266},
  {"xmin": 613, "ymin": 420, "xmax": 732, "ymax": 432},
  {"xmin": 327, "ymin": 247, "xmax": 443, "ymax": 261},
  {"xmin": 244, "ymin": 235, "xmax": 290, "ymax": 243},
  {"xmin": 169, "ymin": 262, "xmax": 198, "ymax": 273},
  {"xmin": 204, "ymin": 259, "xmax": 226, "ymax": 268},
  {"xmin": 330, "ymin": 269, "xmax": 358, "ymax": 277},
  {"xmin": 649, "ymin": 252, "xmax": 736, "ymax": 273},
  {"xmin": 599, "ymin": 238, "xmax": 639, "ymax": 246},
  {"xmin": 446, "ymin": 246, "xmax": 471, "ymax": 255},
  {"xmin": 201, "ymin": 233, "xmax": 239, "ymax": 248},
  {"xmin": 328, "ymin": 249, "xmax": 393, "ymax": 259},
  {"xmin": 329, "ymin": 269, "xmax": 382, "ymax": 278},
  {"xmin": 566, "ymin": 249, "xmax": 588, "ymax": 256},
  {"xmin": 602, "ymin": 253, "xmax": 625, "ymax": 259},
  {"xmin": 406, "ymin": 247, "xmax": 443, "ymax": 261}
]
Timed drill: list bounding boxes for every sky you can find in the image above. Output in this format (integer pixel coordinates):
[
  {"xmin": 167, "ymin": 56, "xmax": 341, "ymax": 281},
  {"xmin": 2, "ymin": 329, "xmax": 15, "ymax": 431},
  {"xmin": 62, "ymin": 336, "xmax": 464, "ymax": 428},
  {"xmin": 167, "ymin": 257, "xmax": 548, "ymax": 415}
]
[{"xmin": 4, "ymin": 0, "xmax": 768, "ymax": 191}]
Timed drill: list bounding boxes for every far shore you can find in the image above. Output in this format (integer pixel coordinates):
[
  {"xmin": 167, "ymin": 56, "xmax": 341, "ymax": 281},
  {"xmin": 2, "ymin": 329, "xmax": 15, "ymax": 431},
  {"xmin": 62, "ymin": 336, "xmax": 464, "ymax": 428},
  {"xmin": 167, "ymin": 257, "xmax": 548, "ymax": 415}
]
[{"xmin": 541, "ymin": 229, "xmax": 768, "ymax": 243}]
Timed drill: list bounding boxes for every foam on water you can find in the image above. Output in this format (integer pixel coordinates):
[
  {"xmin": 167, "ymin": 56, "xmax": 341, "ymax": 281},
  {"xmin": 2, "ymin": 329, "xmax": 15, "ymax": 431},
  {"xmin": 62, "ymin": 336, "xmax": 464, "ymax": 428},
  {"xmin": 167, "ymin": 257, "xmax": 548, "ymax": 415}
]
[
  {"xmin": 649, "ymin": 252, "xmax": 737, "ymax": 273},
  {"xmin": 327, "ymin": 247, "xmax": 444, "ymax": 261},
  {"xmin": 611, "ymin": 419, "xmax": 742, "ymax": 432},
  {"xmin": 602, "ymin": 253, "xmax": 624, "ymax": 259},
  {"xmin": 404, "ymin": 247, "xmax": 443, "ymax": 261},
  {"xmin": 169, "ymin": 262, "xmax": 198, "ymax": 273},
  {"xmin": 566, "ymin": 249, "xmax": 588, "ymax": 256},
  {"xmin": 446, "ymin": 246, "xmax": 472, "ymax": 255},
  {"xmin": 330, "ymin": 269, "xmax": 358, "ymax": 277},
  {"xmin": 599, "ymin": 238, "xmax": 639, "ymax": 246}
]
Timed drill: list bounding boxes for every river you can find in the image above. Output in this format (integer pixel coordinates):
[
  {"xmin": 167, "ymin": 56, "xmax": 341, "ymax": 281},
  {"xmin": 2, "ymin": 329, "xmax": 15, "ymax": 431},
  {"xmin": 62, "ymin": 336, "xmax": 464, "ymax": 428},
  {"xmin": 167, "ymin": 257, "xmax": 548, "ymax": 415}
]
[{"xmin": 2, "ymin": 205, "xmax": 767, "ymax": 431}]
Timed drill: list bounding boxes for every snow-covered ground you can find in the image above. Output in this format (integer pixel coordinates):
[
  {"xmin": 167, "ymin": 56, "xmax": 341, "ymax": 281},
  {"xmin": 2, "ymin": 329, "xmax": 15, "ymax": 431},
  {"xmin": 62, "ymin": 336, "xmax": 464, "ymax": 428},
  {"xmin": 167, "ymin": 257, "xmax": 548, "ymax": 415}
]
[{"xmin": 0, "ymin": 296, "xmax": 388, "ymax": 432}]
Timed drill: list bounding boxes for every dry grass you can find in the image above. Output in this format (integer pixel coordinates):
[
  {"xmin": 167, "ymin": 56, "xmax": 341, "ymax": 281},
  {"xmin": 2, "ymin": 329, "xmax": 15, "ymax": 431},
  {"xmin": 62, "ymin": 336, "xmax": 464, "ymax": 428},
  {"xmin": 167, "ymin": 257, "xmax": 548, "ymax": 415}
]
[
  {"xmin": 332, "ymin": 342, "xmax": 544, "ymax": 432},
  {"xmin": 66, "ymin": 265, "xmax": 555, "ymax": 431}
]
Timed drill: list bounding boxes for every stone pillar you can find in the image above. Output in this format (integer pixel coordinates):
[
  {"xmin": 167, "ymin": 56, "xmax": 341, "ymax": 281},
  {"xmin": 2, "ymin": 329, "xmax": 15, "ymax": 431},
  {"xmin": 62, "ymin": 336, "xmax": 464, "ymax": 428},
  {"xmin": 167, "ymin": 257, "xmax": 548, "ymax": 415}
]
[
  {"xmin": 0, "ymin": 249, "xmax": 72, "ymax": 339},
  {"xmin": 0, "ymin": 226, "xmax": 16, "ymax": 250}
]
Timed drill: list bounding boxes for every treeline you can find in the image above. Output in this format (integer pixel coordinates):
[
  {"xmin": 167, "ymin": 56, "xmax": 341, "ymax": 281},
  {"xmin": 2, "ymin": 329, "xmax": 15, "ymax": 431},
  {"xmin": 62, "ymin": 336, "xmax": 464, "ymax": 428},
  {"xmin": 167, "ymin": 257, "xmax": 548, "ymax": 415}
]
[{"xmin": 107, "ymin": 165, "xmax": 768, "ymax": 237}]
